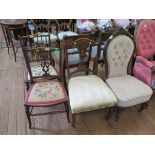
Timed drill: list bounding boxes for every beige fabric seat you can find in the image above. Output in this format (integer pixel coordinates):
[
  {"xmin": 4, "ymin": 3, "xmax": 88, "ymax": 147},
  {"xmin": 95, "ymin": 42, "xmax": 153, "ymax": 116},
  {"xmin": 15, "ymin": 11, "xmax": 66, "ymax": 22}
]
[
  {"xmin": 106, "ymin": 75, "xmax": 153, "ymax": 107},
  {"xmin": 69, "ymin": 75, "xmax": 117, "ymax": 114},
  {"xmin": 103, "ymin": 30, "xmax": 153, "ymax": 111}
]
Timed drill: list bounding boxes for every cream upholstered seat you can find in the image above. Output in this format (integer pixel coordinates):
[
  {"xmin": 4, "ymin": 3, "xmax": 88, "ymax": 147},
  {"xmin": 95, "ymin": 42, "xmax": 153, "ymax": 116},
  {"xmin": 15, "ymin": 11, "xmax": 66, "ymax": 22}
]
[
  {"xmin": 69, "ymin": 75, "xmax": 117, "ymax": 113},
  {"xmin": 106, "ymin": 75, "xmax": 152, "ymax": 107},
  {"xmin": 104, "ymin": 30, "xmax": 153, "ymax": 112},
  {"xmin": 63, "ymin": 36, "xmax": 117, "ymax": 127}
]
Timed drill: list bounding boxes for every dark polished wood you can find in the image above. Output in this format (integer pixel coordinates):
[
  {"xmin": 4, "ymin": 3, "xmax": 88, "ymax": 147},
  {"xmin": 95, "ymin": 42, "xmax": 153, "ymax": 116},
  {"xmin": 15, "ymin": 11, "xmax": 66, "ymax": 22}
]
[
  {"xmin": 31, "ymin": 19, "xmax": 51, "ymax": 33},
  {"xmin": 60, "ymin": 34, "xmax": 96, "ymax": 88}
]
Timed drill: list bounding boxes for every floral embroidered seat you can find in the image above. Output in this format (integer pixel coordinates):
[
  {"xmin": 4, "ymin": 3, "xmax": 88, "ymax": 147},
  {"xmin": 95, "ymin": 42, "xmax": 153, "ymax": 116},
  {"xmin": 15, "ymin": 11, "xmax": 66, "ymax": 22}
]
[{"xmin": 25, "ymin": 81, "xmax": 68, "ymax": 106}]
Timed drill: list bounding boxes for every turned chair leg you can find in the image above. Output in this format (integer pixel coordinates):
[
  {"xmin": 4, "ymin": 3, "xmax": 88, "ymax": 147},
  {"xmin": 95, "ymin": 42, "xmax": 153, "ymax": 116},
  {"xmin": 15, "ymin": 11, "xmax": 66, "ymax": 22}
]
[
  {"xmin": 115, "ymin": 106, "xmax": 120, "ymax": 121},
  {"xmin": 105, "ymin": 107, "xmax": 112, "ymax": 120},
  {"xmin": 72, "ymin": 114, "xmax": 76, "ymax": 128},
  {"xmin": 25, "ymin": 105, "xmax": 32, "ymax": 129},
  {"xmin": 138, "ymin": 102, "xmax": 148, "ymax": 112},
  {"xmin": 64, "ymin": 102, "xmax": 70, "ymax": 123}
]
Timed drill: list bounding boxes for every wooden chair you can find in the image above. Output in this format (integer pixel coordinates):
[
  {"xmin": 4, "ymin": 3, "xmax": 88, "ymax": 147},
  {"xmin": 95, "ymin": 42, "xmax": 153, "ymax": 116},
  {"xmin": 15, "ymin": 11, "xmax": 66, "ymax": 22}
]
[
  {"xmin": 52, "ymin": 34, "xmax": 97, "ymax": 88},
  {"xmin": 31, "ymin": 19, "xmax": 58, "ymax": 44},
  {"xmin": 31, "ymin": 19, "xmax": 51, "ymax": 33},
  {"xmin": 104, "ymin": 30, "xmax": 153, "ymax": 119},
  {"xmin": 22, "ymin": 46, "xmax": 69, "ymax": 129},
  {"xmin": 55, "ymin": 19, "xmax": 78, "ymax": 42},
  {"xmin": 1, "ymin": 22, "xmax": 28, "ymax": 62},
  {"xmin": 19, "ymin": 33, "xmax": 58, "ymax": 91},
  {"xmin": 64, "ymin": 37, "xmax": 117, "ymax": 127}
]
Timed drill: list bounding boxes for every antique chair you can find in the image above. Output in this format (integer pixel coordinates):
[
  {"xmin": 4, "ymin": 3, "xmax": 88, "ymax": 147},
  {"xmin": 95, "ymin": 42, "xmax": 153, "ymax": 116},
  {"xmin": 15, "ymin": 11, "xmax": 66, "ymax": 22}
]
[
  {"xmin": 64, "ymin": 37, "xmax": 117, "ymax": 127},
  {"xmin": 23, "ymin": 46, "xmax": 69, "ymax": 129},
  {"xmin": 19, "ymin": 33, "xmax": 59, "ymax": 91},
  {"xmin": 31, "ymin": 19, "xmax": 57, "ymax": 43},
  {"xmin": 1, "ymin": 22, "xmax": 28, "ymax": 62},
  {"xmin": 133, "ymin": 19, "xmax": 155, "ymax": 89},
  {"xmin": 104, "ymin": 30, "xmax": 153, "ymax": 119},
  {"xmin": 60, "ymin": 34, "xmax": 97, "ymax": 87},
  {"xmin": 55, "ymin": 19, "xmax": 78, "ymax": 42}
]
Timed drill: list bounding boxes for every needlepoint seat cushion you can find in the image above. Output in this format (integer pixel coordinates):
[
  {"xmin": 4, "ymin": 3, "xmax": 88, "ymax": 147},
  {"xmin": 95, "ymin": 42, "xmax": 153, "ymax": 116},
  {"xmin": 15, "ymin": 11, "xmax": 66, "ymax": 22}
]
[{"xmin": 25, "ymin": 81, "xmax": 68, "ymax": 106}]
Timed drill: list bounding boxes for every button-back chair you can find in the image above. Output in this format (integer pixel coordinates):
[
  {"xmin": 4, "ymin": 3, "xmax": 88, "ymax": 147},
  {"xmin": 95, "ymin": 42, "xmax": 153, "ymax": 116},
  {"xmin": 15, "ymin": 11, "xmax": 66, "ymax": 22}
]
[
  {"xmin": 64, "ymin": 37, "xmax": 117, "ymax": 127},
  {"xmin": 133, "ymin": 19, "xmax": 155, "ymax": 89},
  {"xmin": 104, "ymin": 30, "xmax": 153, "ymax": 119},
  {"xmin": 22, "ymin": 46, "xmax": 69, "ymax": 129}
]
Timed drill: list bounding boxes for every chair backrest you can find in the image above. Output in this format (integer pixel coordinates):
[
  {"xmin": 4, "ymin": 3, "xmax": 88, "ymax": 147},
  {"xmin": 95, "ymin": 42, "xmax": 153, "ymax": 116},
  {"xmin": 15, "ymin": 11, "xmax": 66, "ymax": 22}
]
[
  {"xmin": 104, "ymin": 30, "xmax": 135, "ymax": 78},
  {"xmin": 20, "ymin": 33, "xmax": 51, "ymax": 49},
  {"xmin": 55, "ymin": 19, "xmax": 73, "ymax": 32},
  {"xmin": 62, "ymin": 34, "xmax": 97, "ymax": 79},
  {"xmin": 22, "ymin": 46, "xmax": 59, "ymax": 84},
  {"xmin": 98, "ymin": 27, "xmax": 121, "ymax": 43},
  {"xmin": 136, "ymin": 19, "xmax": 155, "ymax": 59},
  {"xmin": 31, "ymin": 19, "xmax": 51, "ymax": 33}
]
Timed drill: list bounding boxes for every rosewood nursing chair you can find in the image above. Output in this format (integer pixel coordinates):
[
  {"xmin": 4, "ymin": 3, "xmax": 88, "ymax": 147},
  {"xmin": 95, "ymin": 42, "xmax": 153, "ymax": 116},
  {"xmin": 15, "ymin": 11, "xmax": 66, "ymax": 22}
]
[
  {"xmin": 133, "ymin": 19, "xmax": 155, "ymax": 89},
  {"xmin": 64, "ymin": 37, "xmax": 117, "ymax": 127},
  {"xmin": 104, "ymin": 30, "xmax": 153, "ymax": 118}
]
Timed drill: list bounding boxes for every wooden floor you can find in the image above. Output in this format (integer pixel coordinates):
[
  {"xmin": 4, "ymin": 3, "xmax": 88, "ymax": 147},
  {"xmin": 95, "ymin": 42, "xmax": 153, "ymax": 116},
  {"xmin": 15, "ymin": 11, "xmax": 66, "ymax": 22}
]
[{"xmin": 0, "ymin": 47, "xmax": 155, "ymax": 135}]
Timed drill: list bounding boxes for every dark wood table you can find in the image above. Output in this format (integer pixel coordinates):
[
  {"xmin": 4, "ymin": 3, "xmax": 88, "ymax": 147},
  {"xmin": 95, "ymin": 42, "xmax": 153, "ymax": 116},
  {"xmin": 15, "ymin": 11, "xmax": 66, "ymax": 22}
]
[
  {"xmin": 0, "ymin": 19, "xmax": 27, "ymax": 40},
  {"xmin": 0, "ymin": 19, "xmax": 28, "ymax": 62}
]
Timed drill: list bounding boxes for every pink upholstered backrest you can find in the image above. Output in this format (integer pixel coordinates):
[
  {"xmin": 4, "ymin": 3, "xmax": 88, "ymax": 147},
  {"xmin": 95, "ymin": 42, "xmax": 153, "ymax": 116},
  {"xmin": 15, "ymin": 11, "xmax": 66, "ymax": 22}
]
[{"xmin": 136, "ymin": 19, "xmax": 155, "ymax": 58}]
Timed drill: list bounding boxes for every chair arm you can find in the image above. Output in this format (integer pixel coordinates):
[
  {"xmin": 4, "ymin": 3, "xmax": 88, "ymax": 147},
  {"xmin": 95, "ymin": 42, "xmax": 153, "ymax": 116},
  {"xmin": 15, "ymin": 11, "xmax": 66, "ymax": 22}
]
[{"xmin": 136, "ymin": 56, "xmax": 155, "ymax": 69}]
